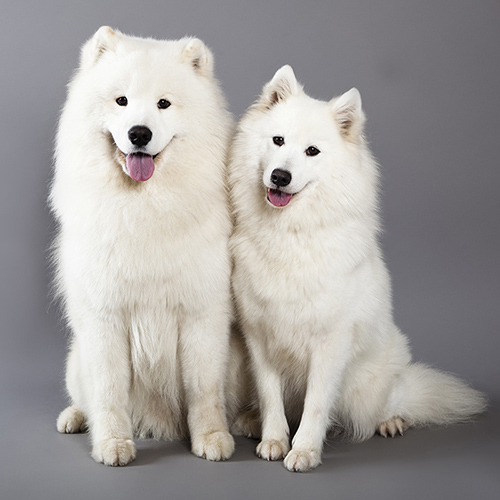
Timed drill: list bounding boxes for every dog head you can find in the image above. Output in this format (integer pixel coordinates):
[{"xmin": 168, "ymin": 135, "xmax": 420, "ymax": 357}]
[
  {"xmin": 245, "ymin": 65, "xmax": 366, "ymax": 209},
  {"xmin": 74, "ymin": 27, "xmax": 216, "ymax": 182}
]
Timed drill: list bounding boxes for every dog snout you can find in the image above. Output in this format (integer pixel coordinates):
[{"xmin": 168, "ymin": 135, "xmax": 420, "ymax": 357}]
[
  {"xmin": 271, "ymin": 169, "xmax": 292, "ymax": 187},
  {"xmin": 128, "ymin": 125, "xmax": 153, "ymax": 148}
]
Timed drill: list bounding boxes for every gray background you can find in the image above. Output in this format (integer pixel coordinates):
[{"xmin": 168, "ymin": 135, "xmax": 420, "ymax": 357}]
[{"xmin": 1, "ymin": 1, "xmax": 499, "ymax": 499}]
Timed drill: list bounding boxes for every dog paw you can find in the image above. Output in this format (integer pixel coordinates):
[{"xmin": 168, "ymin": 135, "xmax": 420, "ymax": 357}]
[
  {"xmin": 256, "ymin": 438, "xmax": 290, "ymax": 461},
  {"xmin": 231, "ymin": 410, "xmax": 261, "ymax": 439},
  {"xmin": 92, "ymin": 437, "xmax": 136, "ymax": 466},
  {"xmin": 378, "ymin": 417, "xmax": 406, "ymax": 438},
  {"xmin": 283, "ymin": 448, "xmax": 321, "ymax": 472},
  {"xmin": 57, "ymin": 406, "xmax": 86, "ymax": 434},
  {"xmin": 192, "ymin": 431, "xmax": 235, "ymax": 461}
]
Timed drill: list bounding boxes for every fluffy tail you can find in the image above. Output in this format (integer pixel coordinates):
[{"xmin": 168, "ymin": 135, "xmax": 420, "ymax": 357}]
[{"xmin": 396, "ymin": 363, "xmax": 488, "ymax": 427}]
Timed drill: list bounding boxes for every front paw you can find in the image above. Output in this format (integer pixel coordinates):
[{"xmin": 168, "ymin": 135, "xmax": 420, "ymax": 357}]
[
  {"xmin": 256, "ymin": 438, "xmax": 290, "ymax": 461},
  {"xmin": 192, "ymin": 431, "xmax": 235, "ymax": 461},
  {"xmin": 92, "ymin": 437, "xmax": 136, "ymax": 466},
  {"xmin": 283, "ymin": 448, "xmax": 321, "ymax": 472}
]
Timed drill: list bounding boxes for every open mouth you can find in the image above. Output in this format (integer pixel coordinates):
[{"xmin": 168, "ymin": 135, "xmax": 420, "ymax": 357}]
[
  {"xmin": 113, "ymin": 135, "xmax": 176, "ymax": 182},
  {"xmin": 267, "ymin": 188, "xmax": 294, "ymax": 207}
]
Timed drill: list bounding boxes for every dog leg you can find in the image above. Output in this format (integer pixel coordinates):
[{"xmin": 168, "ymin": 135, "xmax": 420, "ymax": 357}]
[
  {"xmin": 284, "ymin": 329, "xmax": 352, "ymax": 472},
  {"xmin": 71, "ymin": 311, "xmax": 135, "ymax": 466},
  {"xmin": 246, "ymin": 336, "xmax": 290, "ymax": 461}
]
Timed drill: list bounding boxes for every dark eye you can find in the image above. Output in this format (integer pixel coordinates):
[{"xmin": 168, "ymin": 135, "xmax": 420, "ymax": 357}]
[
  {"xmin": 305, "ymin": 146, "xmax": 320, "ymax": 157},
  {"xmin": 273, "ymin": 136, "xmax": 284, "ymax": 146},
  {"xmin": 116, "ymin": 96, "xmax": 128, "ymax": 106},
  {"xmin": 158, "ymin": 99, "xmax": 171, "ymax": 109}
]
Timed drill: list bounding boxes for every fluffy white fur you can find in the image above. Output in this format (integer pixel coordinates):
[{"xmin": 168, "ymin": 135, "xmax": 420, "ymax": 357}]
[
  {"xmin": 229, "ymin": 65, "xmax": 487, "ymax": 472},
  {"xmin": 50, "ymin": 27, "xmax": 235, "ymax": 466}
]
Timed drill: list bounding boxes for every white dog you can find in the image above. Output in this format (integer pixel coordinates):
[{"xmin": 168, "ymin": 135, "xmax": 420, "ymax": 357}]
[
  {"xmin": 50, "ymin": 27, "xmax": 235, "ymax": 466},
  {"xmin": 229, "ymin": 65, "xmax": 487, "ymax": 472}
]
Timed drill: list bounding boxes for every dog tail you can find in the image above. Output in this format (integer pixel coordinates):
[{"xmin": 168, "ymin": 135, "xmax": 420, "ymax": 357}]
[{"xmin": 396, "ymin": 363, "xmax": 487, "ymax": 427}]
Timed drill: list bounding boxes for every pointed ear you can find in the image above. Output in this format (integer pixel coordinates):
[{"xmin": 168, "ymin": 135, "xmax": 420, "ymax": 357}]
[
  {"xmin": 258, "ymin": 65, "xmax": 302, "ymax": 110},
  {"xmin": 80, "ymin": 26, "xmax": 120, "ymax": 69},
  {"xmin": 182, "ymin": 38, "xmax": 214, "ymax": 77},
  {"xmin": 330, "ymin": 88, "xmax": 365, "ymax": 142}
]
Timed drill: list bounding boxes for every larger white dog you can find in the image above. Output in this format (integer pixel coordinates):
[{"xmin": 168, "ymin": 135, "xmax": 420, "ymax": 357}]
[
  {"xmin": 50, "ymin": 27, "xmax": 235, "ymax": 466},
  {"xmin": 229, "ymin": 66, "xmax": 487, "ymax": 472}
]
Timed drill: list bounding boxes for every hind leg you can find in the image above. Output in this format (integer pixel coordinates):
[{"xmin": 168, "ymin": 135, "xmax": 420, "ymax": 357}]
[
  {"xmin": 378, "ymin": 417, "xmax": 406, "ymax": 438},
  {"xmin": 57, "ymin": 405, "xmax": 87, "ymax": 433},
  {"xmin": 338, "ymin": 329, "xmax": 412, "ymax": 441},
  {"xmin": 339, "ymin": 362, "xmax": 408, "ymax": 441},
  {"xmin": 231, "ymin": 408, "xmax": 261, "ymax": 439},
  {"xmin": 57, "ymin": 340, "xmax": 87, "ymax": 434},
  {"xmin": 344, "ymin": 368, "xmax": 409, "ymax": 439}
]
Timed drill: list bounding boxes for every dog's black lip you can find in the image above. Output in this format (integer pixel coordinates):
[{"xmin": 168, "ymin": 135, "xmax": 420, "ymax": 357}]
[
  {"xmin": 122, "ymin": 150, "xmax": 155, "ymax": 158},
  {"xmin": 267, "ymin": 188, "xmax": 295, "ymax": 197},
  {"xmin": 266, "ymin": 186, "xmax": 296, "ymax": 196},
  {"xmin": 269, "ymin": 186, "xmax": 294, "ymax": 194}
]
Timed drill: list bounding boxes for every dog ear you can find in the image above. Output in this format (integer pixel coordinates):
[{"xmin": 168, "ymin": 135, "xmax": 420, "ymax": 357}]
[
  {"xmin": 182, "ymin": 38, "xmax": 214, "ymax": 77},
  {"xmin": 258, "ymin": 65, "xmax": 302, "ymax": 109},
  {"xmin": 330, "ymin": 88, "xmax": 365, "ymax": 142},
  {"xmin": 80, "ymin": 26, "xmax": 120, "ymax": 69}
]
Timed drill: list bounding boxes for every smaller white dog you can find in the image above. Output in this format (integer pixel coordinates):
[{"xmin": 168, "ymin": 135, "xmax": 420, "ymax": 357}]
[{"xmin": 229, "ymin": 66, "xmax": 487, "ymax": 472}]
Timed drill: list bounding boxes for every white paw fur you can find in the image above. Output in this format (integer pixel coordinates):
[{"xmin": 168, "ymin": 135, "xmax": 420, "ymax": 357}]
[
  {"xmin": 284, "ymin": 448, "xmax": 322, "ymax": 472},
  {"xmin": 92, "ymin": 437, "xmax": 137, "ymax": 466},
  {"xmin": 57, "ymin": 406, "xmax": 86, "ymax": 434},
  {"xmin": 256, "ymin": 439, "xmax": 290, "ymax": 461},
  {"xmin": 191, "ymin": 431, "xmax": 235, "ymax": 461}
]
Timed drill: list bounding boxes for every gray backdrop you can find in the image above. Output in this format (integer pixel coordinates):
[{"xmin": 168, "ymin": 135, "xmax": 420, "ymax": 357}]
[{"xmin": 1, "ymin": 1, "xmax": 499, "ymax": 499}]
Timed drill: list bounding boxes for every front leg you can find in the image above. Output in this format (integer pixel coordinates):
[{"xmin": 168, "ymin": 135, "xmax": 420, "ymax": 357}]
[
  {"xmin": 180, "ymin": 308, "xmax": 235, "ymax": 461},
  {"xmin": 70, "ymin": 310, "xmax": 135, "ymax": 466},
  {"xmin": 284, "ymin": 329, "xmax": 352, "ymax": 472},
  {"xmin": 246, "ymin": 336, "xmax": 290, "ymax": 461}
]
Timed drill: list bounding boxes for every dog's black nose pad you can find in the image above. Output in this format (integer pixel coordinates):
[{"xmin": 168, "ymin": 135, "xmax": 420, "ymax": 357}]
[
  {"xmin": 271, "ymin": 169, "xmax": 292, "ymax": 187},
  {"xmin": 128, "ymin": 126, "xmax": 152, "ymax": 147}
]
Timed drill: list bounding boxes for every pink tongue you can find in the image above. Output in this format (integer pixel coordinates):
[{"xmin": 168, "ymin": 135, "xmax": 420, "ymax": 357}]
[
  {"xmin": 268, "ymin": 188, "xmax": 293, "ymax": 207},
  {"xmin": 126, "ymin": 153, "xmax": 155, "ymax": 181}
]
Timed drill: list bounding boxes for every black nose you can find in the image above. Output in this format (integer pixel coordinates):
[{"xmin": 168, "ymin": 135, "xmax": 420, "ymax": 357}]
[
  {"xmin": 271, "ymin": 169, "xmax": 292, "ymax": 187},
  {"xmin": 128, "ymin": 125, "xmax": 152, "ymax": 148}
]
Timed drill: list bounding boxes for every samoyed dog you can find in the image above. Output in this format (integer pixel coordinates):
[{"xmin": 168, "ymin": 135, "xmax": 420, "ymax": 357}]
[
  {"xmin": 50, "ymin": 27, "xmax": 235, "ymax": 466},
  {"xmin": 229, "ymin": 65, "xmax": 487, "ymax": 472}
]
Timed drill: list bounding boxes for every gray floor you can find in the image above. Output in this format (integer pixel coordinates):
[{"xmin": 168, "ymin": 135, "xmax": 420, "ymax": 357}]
[
  {"xmin": 1, "ymin": 356, "xmax": 498, "ymax": 500},
  {"xmin": 1, "ymin": 1, "xmax": 500, "ymax": 499}
]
